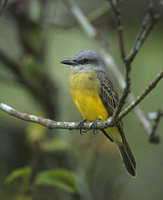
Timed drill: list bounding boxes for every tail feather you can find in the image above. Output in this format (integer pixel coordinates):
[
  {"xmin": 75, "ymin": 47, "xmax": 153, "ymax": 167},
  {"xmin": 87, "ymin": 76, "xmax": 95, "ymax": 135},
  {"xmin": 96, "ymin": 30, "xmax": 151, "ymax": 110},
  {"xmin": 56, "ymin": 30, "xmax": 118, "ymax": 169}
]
[
  {"xmin": 118, "ymin": 142, "xmax": 136, "ymax": 177},
  {"xmin": 102, "ymin": 128, "xmax": 136, "ymax": 177},
  {"xmin": 122, "ymin": 135, "xmax": 136, "ymax": 169},
  {"xmin": 118, "ymin": 128, "xmax": 136, "ymax": 177}
]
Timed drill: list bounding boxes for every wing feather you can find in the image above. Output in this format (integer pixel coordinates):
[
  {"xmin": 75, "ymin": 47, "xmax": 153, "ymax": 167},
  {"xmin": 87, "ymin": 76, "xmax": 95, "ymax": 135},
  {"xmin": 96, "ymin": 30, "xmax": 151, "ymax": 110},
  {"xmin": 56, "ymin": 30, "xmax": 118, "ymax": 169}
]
[
  {"xmin": 98, "ymin": 70, "xmax": 123, "ymax": 130},
  {"xmin": 98, "ymin": 70, "xmax": 119, "ymax": 116}
]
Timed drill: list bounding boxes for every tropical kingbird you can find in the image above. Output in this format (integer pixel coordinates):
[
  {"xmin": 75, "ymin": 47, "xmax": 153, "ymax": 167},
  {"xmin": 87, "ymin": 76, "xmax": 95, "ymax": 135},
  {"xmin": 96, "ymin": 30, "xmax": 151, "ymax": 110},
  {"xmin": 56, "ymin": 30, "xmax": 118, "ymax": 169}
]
[{"xmin": 61, "ymin": 50, "xmax": 136, "ymax": 177}]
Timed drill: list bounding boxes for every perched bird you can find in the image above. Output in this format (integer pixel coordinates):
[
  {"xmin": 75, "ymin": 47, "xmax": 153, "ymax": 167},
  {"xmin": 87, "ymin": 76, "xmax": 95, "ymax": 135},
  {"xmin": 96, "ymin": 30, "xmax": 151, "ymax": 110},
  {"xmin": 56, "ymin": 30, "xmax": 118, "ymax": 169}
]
[{"xmin": 61, "ymin": 50, "xmax": 136, "ymax": 177}]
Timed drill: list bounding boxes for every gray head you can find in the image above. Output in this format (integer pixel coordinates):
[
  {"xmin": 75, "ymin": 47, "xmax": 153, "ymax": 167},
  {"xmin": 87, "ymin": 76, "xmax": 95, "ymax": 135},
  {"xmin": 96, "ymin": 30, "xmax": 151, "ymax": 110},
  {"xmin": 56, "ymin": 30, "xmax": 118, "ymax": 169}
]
[{"xmin": 61, "ymin": 50, "xmax": 106, "ymax": 72}]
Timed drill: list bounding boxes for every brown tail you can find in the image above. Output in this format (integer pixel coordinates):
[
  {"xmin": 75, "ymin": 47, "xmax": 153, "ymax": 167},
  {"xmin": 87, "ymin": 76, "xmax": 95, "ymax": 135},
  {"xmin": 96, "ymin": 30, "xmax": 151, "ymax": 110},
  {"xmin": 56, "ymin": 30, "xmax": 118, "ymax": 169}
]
[{"xmin": 117, "ymin": 136, "xmax": 136, "ymax": 177}]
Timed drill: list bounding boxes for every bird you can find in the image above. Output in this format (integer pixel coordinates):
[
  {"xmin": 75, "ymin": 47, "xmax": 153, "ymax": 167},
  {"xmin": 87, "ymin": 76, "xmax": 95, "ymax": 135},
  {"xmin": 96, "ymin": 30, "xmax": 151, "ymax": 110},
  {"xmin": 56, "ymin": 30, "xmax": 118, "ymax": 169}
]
[{"xmin": 61, "ymin": 50, "xmax": 136, "ymax": 177}]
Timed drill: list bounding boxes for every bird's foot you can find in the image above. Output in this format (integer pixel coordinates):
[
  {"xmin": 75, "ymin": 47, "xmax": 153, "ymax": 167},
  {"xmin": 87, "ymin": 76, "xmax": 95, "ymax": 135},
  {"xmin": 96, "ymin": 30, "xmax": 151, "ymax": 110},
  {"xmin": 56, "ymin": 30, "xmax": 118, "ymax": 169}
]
[
  {"xmin": 91, "ymin": 118, "xmax": 101, "ymax": 135},
  {"xmin": 77, "ymin": 119, "xmax": 87, "ymax": 135}
]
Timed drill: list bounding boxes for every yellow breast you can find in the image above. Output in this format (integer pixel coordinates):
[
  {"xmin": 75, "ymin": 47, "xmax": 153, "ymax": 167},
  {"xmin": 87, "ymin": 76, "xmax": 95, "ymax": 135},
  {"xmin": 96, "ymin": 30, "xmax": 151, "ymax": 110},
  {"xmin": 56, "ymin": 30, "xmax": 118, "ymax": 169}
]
[{"xmin": 68, "ymin": 71, "xmax": 108, "ymax": 122}]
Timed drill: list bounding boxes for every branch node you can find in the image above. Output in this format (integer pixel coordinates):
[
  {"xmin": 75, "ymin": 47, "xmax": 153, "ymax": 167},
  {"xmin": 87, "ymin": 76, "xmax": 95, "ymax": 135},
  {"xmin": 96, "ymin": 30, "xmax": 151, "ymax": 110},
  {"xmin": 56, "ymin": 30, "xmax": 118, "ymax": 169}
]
[
  {"xmin": 149, "ymin": 135, "xmax": 160, "ymax": 144},
  {"xmin": 149, "ymin": 109, "xmax": 163, "ymax": 144}
]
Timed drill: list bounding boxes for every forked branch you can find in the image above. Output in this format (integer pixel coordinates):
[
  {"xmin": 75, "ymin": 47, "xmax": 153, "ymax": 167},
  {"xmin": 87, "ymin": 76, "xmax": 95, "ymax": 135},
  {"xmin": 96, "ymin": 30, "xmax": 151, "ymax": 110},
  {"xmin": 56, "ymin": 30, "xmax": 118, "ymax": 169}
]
[{"xmin": 108, "ymin": 0, "xmax": 163, "ymax": 129}]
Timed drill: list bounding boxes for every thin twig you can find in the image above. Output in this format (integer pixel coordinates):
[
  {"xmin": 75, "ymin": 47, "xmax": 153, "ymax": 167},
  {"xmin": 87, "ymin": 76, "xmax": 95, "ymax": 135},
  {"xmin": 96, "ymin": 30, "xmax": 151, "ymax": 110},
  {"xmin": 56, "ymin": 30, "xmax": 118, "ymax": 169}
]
[
  {"xmin": 108, "ymin": 0, "xmax": 132, "ymax": 123},
  {"xmin": 108, "ymin": 0, "xmax": 163, "ymax": 126},
  {"xmin": 108, "ymin": 0, "xmax": 126, "ymax": 61},
  {"xmin": 111, "ymin": 62, "xmax": 131, "ymax": 124},
  {"xmin": 127, "ymin": 0, "xmax": 163, "ymax": 63},
  {"xmin": 130, "ymin": 93, "xmax": 152, "ymax": 134},
  {"xmin": 118, "ymin": 70, "xmax": 163, "ymax": 121},
  {"xmin": 149, "ymin": 110, "xmax": 163, "ymax": 143}
]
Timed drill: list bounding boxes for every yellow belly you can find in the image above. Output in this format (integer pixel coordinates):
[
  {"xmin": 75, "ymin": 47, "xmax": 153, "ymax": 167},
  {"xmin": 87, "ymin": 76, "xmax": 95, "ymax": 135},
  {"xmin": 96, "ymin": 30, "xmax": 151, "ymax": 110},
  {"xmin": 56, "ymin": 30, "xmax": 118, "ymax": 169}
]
[
  {"xmin": 68, "ymin": 71, "xmax": 122, "ymax": 144},
  {"xmin": 68, "ymin": 71, "xmax": 108, "ymax": 122}
]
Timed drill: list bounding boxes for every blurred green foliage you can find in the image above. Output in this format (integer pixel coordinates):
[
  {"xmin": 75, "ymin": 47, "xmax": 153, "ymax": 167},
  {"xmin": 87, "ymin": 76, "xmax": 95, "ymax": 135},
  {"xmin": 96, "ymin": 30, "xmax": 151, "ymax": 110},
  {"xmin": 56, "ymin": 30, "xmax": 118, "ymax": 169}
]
[
  {"xmin": 5, "ymin": 166, "xmax": 32, "ymax": 184},
  {"xmin": 0, "ymin": 0, "xmax": 163, "ymax": 200},
  {"xmin": 34, "ymin": 168, "xmax": 78, "ymax": 194},
  {"xmin": 5, "ymin": 166, "xmax": 79, "ymax": 199}
]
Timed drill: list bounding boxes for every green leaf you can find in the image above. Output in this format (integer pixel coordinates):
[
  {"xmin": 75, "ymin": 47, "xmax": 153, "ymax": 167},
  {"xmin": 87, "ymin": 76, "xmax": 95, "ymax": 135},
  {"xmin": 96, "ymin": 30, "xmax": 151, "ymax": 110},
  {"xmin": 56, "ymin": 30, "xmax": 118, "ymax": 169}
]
[
  {"xmin": 34, "ymin": 168, "xmax": 78, "ymax": 194},
  {"xmin": 5, "ymin": 166, "xmax": 32, "ymax": 184}
]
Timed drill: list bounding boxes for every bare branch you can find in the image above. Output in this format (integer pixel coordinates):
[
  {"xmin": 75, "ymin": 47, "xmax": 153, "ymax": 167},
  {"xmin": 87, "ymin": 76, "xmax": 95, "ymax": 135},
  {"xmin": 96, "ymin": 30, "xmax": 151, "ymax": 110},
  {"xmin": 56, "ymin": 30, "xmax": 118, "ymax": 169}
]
[
  {"xmin": 108, "ymin": 0, "xmax": 163, "ymax": 126},
  {"xmin": 127, "ymin": 0, "xmax": 163, "ymax": 63},
  {"xmin": 130, "ymin": 93, "xmax": 152, "ymax": 134},
  {"xmin": 111, "ymin": 62, "xmax": 131, "ymax": 124},
  {"xmin": 0, "ymin": 102, "xmax": 116, "ymax": 130},
  {"xmin": 149, "ymin": 110, "xmax": 163, "ymax": 143},
  {"xmin": 118, "ymin": 70, "xmax": 163, "ymax": 121},
  {"xmin": 108, "ymin": 0, "xmax": 126, "ymax": 61},
  {"xmin": 108, "ymin": 0, "xmax": 132, "ymax": 123}
]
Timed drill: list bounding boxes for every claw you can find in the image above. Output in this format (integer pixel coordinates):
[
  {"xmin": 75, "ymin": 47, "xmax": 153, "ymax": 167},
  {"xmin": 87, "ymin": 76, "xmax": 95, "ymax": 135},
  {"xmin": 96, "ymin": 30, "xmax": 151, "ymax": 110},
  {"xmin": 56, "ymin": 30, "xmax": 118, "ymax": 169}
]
[
  {"xmin": 77, "ymin": 119, "xmax": 87, "ymax": 135},
  {"xmin": 90, "ymin": 118, "xmax": 101, "ymax": 135}
]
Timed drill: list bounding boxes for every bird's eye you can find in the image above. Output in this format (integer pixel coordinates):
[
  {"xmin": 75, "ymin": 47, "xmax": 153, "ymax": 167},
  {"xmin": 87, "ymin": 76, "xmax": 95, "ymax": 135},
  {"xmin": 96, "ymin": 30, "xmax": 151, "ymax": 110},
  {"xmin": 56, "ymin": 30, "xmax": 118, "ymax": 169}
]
[
  {"xmin": 79, "ymin": 58, "xmax": 89, "ymax": 64},
  {"xmin": 73, "ymin": 59, "xmax": 78, "ymax": 63}
]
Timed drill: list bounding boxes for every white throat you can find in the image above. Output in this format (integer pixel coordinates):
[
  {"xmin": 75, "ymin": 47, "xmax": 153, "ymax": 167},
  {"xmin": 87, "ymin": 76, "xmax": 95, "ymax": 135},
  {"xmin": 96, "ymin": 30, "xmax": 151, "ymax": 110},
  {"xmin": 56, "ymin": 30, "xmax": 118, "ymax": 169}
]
[{"xmin": 71, "ymin": 64, "xmax": 106, "ymax": 73}]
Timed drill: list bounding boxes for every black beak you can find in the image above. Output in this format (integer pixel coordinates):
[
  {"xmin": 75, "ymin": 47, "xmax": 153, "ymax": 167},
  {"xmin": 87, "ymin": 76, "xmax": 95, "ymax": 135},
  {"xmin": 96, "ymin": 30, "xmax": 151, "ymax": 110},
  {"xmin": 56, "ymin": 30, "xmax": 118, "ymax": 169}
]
[{"xmin": 60, "ymin": 59, "xmax": 77, "ymax": 66}]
